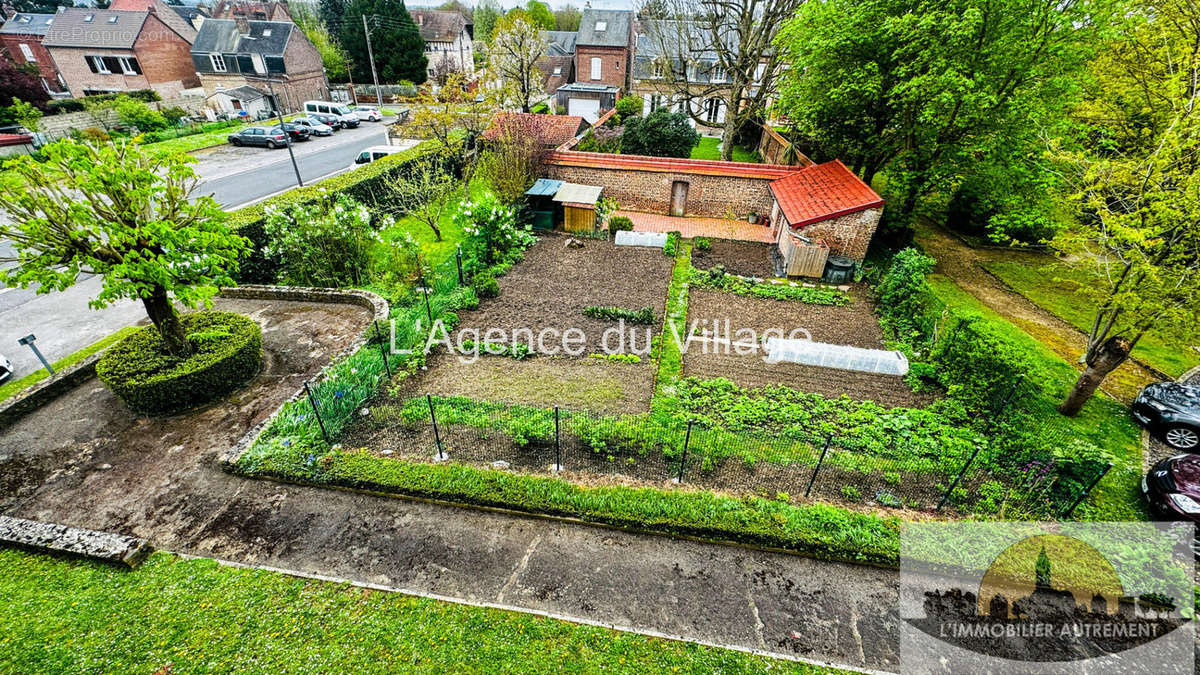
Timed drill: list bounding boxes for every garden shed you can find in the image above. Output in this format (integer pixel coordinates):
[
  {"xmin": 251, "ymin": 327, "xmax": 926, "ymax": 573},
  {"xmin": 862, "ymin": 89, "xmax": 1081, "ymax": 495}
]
[
  {"xmin": 554, "ymin": 182, "xmax": 604, "ymax": 233},
  {"xmin": 525, "ymin": 178, "xmax": 563, "ymax": 231}
]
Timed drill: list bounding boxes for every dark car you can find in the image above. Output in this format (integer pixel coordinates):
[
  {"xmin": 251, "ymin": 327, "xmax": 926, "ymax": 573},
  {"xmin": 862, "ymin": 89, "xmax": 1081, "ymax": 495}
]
[
  {"xmin": 0, "ymin": 353, "xmax": 11, "ymax": 383},
  {"xmin": 1132, "ymin": 382, "xmax": 1200, "ymax": 451},
  {"xmin": 228, "ymin": 126, "xmax": 290, "ymax": 148},
  {"xmin": 274, "ymin": 123, "xmax": 311, "ymax": 142},
  {"xmin": 1143, "ymin": 454, "xmax": 1200, "ymax": 554},
  {"xmin": 308, "ymin": 112, "xmax": 344, "ymax": 130}
]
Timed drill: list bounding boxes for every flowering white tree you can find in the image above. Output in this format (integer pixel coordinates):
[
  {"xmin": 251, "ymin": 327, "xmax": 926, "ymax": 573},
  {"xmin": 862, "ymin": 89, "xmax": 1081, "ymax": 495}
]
[
  {"xmin": 263, "ymin": 193, "xmax": 392, "ymax": 287},
  {"xmin": 452, "ymin": 192, "xmax": 535, "ymax": 264}
]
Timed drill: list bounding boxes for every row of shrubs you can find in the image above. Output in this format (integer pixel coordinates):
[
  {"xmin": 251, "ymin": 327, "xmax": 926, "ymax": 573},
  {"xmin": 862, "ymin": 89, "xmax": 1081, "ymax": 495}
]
[
  {"xmin": 582, "ymin": 305, "xmax": 656, "ymax": 325},
  {"xmin": 43, "ymin": 89, "xmax": 160, "ymax": 116}
]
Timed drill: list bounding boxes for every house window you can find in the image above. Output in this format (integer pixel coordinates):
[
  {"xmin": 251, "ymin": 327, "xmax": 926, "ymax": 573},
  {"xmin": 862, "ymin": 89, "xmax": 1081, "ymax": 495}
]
[
  {"xmin": 595, "ymin": 20, "xmax": 607, "ymax": 31},
  {"xmin": 118, "ymin": 56, "xmax": 141, "ymax": 75},
  {"xmin": 87, "ymin": 55, "xmax": 111, "ymax": 73},
  {"xmin": 210, "ymin": 53, "xmax": 226, "ymax": 72},
  {"xmin": 651, "ymin": 60, "xmax": 665, "ymax": 79},
  {"xmin": 250, "ymin": 53, "xmax": 266, "ymax": 75},
  {"xmin": 107, "ymin": 15, "xmax": 118, "ymax": 23},
  {"xmin": 553, "ymin": 66, "xmax": 562, "ymax": 76},
  {"xmin": 704, "ymin": 97, "xmax": 724, "ymax": 124},
  {"xmin": 590, "ymin": 56, "xmax": 602, "ymax": 80},
  {"xmin": 648, "ymin": 93, "xmax": 665, "ymax": 112},
  {"xmin": 710, "ymin": 64, "xmax": 726, "ymax": 83},
  {"xmin": 18, "ymin": 43, "xmax": 35, "ymax": 62},
  {"xmin": 83, "ymin": 13, "xmax": 94, "ymax": 22},
  {"xmin": 262, "ymin": 29, "xmax": 272, "ymax": 36}
]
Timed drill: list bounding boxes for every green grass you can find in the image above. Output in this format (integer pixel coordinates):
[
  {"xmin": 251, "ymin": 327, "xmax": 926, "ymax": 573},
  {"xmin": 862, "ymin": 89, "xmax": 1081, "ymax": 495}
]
[
  {"xmin": 982, "ymin": 260, "xmax": 1200, "ymax": 378},
  {"xmin": 0, "ymin": 326, "xmax": 139, "ymax": 404},
  {"xmin": 926, "ymin": 274, "xmax": 1146, "ymax": 521},
  {"xmin": 372, "ymin": 178, "xmax": 487, "ymax": 269},
  {"xmin": 141, "ymin": 127, "xmax": 242, "ymax": 155},
  {"xmin": 689, "ymin": 137, "xmax": 761, "ymax": 163},
  {"xmin": 0, "ymin": 549, "xmax": 835, "ymax": 673}
]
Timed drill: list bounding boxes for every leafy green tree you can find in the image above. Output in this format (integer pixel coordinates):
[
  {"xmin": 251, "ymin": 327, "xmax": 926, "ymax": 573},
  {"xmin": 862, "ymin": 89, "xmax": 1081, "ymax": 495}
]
[
  {"xmin": 553, "ymin": 4, "xmax": 581, "ymax": 31},
  {"xmin": 775, "ymin": 0, "xmax": 1112, "ymax": 227},
  {"xmin": 621, "ymin": 109, "xmax": 699, "ymax": 158},
  {"xmin": 319, "ymin": 0, "xmax": 347, "ymax": 37},
  {"xmin": 294, "ymin": 3, "xmax": 351, "ymax": 82},
  {"xmin": 613, "ymin": 94, "xmax": 643, "ymax": 123},
  {"xmin": 0, "ymin": 59, "xmax": 48, "ymax": 111},
  {"xmin": 0, "ymin": 141, "xmax": 248, "ymax": 357},
  {"xmin": 473, "ymin": 0, "xmax": 502, "ymax": 43},
  {"xmin": 7, "ymin": 98, "xmax": 42, "ymax": 132},
  {"xmin": 341, "ymin": 0, "xmax": 428, "ymax": 84},
  {"xmin": 519, "ymin": 0, "xmax": 555, "ymax": 30},
  {"xmin": 113, "ymin": 96, "xmax": 168, "ymax": 131},
  {"xmin": 488, "ymin": 14, "xmax": 547, "ymax": 112},
  {"xmin": 263, "ymin": 194, "xmax": 386, "ymax": 288}
]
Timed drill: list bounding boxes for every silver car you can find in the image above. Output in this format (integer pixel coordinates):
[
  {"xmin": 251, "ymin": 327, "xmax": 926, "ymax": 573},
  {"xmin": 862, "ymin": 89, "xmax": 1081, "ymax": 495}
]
[
  {"xmin": 291, "ymin": 116, "xmax": 335, "ymax": 136},
  {"xmin": 0, "ymin": 353, "xmax": 11, "ymax": 383}
]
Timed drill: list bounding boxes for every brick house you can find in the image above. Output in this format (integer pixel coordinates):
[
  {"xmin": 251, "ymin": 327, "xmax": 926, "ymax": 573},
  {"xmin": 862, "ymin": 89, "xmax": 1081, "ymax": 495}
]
[
  {"xmin": 191, "ymin": 17, "xmax": 327, "ymax": 113},
  {"xmin": 410, "ymin": 9, "xmax": 473, "ymax": 80},
  {"xmin": 106, "ymin": 0, "xmax": 197, "ymax": 44},
  {"xmin": 537, "ymin": 30, "xmax": 575, "ymax": 97},
  {"xmin": 209, "ymin": 0, "xmax": 291, "ymax": 22},
  {"xmin": 42, "ymin": 7, "xmax": 201, "ymax": 98},
  {"xmin": 0, "ymin": 12, "xmax": 67, "ymax": 94},
  {"xmin": 563, "ymin": 9, "xmax": 632, "ymax": 120},
  {"xmin": 543, "ymin": 152, "xmax": 883, "ymax": 262},
  {"xmin": 482, "ymin": 112, "xmax": 588, "ymax": 149}
]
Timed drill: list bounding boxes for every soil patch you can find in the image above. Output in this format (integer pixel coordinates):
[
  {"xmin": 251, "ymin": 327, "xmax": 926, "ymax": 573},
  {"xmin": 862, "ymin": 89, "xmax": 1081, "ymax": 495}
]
[
  {"xmin": 686, "ymin": 284, "xmax": 886, "ymax": 349},
  {"xmin": 691, "ymin": 239, "xmax": 776, "ymax": 278},
  {"xmin": 452, "ymin": 235, "xmax": 673, "ymax": 355}
]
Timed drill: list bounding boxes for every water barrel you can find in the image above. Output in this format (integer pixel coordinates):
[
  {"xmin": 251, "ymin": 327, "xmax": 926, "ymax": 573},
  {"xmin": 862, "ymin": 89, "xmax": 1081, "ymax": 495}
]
[{"xmin": 823, "ymin": 256, "xmax": 855, "ymax": 284}]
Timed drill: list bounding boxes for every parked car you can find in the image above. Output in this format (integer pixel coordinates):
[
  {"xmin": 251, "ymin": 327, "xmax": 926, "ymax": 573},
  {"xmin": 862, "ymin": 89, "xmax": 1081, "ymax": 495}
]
[
  {"xmin": 308, "ymin": 111, "xmax": 344, "ymax": 130},
  {"xmin": 301, "ymin": 100, "xmax": 360, "ymax": 128},
  {"xmin": 350, "ymin": 145, "xmax": 405, "ymax": 168},
  {"xmin": 228, "ymin": 126, "xmax": 290, "ymax": 148},
  {"xmin": 1132, "ymin": 382, "xmax": 1200, "ymax": 451},
  {"xmin": 1142, "ymin": 454, "xmax": 1200, "ymax": 554},
  {"xmin": 351, "ymin": 105, "xmax": 383, "ymax": 122},
  {"xmin": 275, "ymin": 123, "xmax": 311, "ymax": 142},
  {"xmin": 0, "ymin": 353, "xmax": 11, "ymax": 383},
  {"xmin": 290, "ymin": 116, "xmax": 335, "ymax": 136}
]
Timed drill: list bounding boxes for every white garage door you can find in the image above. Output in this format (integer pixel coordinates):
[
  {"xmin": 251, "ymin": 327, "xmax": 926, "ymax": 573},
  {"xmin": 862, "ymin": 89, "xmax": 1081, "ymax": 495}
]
[{"xmin": 568, "ymin": 97, "xmax": 602, "ymax": 123}]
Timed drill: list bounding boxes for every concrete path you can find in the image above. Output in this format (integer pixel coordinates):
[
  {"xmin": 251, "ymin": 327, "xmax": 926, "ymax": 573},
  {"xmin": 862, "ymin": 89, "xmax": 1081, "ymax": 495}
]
[
  {"xmin": 1, "ymin": 299, "xmax": 900, "ymax": 673},
  {"xmin": 620, "ymin": 210, "xmax": 776, "ymax": 243}
]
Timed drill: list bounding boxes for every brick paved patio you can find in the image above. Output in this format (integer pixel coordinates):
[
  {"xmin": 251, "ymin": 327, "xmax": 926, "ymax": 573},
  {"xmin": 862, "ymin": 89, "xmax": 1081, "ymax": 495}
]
[{"xmin": 618, "ymin": 210, "xmax": 776, "ymax": 243}]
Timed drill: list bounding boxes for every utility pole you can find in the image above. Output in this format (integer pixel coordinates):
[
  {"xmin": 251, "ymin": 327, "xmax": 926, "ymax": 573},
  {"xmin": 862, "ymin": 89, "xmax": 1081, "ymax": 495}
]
[
  {"xmin": 363, "ymin": 14, "xmax": 384, "ymax": 111},
  {"xmin": 265, "ymin": 75, "xmax": 303, "ymax": 188}
]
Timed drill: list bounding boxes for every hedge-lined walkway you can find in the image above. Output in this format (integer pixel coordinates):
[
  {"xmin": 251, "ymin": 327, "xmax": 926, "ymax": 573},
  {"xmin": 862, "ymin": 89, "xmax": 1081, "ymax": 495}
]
[{"xmin": 0, "ymin": 300, "xmax": 899, "ymax": 672}]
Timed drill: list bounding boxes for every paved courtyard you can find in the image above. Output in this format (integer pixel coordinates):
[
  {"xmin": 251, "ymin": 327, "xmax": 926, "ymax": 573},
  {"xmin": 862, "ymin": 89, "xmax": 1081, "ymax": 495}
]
[{"xmin": 619, "ymin": 210, "xmax": 777, "ymax": 243}]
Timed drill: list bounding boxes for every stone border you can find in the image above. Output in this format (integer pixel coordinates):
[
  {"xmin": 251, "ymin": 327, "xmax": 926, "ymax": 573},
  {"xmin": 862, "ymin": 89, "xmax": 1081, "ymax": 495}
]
[
  {"xmin": 0, "ymin": 286, "xmax": 387, "ymax": 435},
  {"xmin": 0, "ymin": 515, "xmax": 152, "ymax": 568},
  {"xmin": 217, "ymin": 285, "xmax": 389, "ymax": 468}
]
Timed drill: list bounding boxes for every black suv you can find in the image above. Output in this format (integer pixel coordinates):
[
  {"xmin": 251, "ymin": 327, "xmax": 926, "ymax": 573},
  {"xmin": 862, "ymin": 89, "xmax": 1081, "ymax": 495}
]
[{"xmin": 1132, "ymin": 382, "xmax": 1200, "ymax": 451}]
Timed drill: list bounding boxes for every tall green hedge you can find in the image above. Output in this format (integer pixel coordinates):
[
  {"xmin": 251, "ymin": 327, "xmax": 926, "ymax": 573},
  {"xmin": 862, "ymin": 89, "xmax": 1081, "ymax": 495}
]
[
  {"xmin": 227, "ymin": 139, "xmax": 457, "ymax": 284},
  {"xmin": 97, "ymin": 312, "xmax": 262, "ymax": 415}
]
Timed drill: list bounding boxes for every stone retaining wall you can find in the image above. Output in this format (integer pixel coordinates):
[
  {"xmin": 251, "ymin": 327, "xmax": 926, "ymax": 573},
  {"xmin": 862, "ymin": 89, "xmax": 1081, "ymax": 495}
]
[{"xmin": 0, "ymin": 515, "xmax": 152, "ymax": 568}]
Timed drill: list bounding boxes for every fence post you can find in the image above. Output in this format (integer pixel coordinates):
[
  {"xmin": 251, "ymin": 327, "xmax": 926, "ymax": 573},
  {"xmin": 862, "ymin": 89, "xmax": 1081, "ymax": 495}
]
[
  {"xmin": 554, "ymin": 406, "xmax": 562, "ymax": 472},
  {"xmin": 937, "ymin": 443, "xmax": 983, "ymax": 510},
  {"xmin": 427, "ymin": 394, "xmax": 445, "ymax": 461},
  {"xmin": 420, "ymin": 280, "xmax": 434, "ymax": 328},
  {"xmin": 990, "ymin": 374, "xmax": 1024, "ymax": 429},
  {"xmin": 374, "ymin": 322, "xmax": 392, "ymax": 378},
  {"xmin": 1062, "ymin": 462, "xmax": 1114, "ymax": 518},
  {"xmin": 805, "ymin": 435, "xmax": 832, "ymax": 498},
  {"xmin": 456, "ymin": 245, "xmax": 465, "ymax": 286},
  {"xmin": 676, "ymin": 419, "xmax": 693, "ymax": 483},
  {"xmin": 303, "ymin": 380, "xmax": 329, "ymax": 443}
]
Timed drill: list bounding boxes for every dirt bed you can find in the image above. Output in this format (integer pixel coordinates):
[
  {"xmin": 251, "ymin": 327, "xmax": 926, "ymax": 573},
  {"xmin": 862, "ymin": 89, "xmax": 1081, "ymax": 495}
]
[
  {"xmin": 691, "ymin": 239, "xmax": 776, "ymax": 277},
  {"xmin": 452, "ymin": 235, "xmax": 673, "ymax": 355},
  {"xmin": 686, "ymin": 285, "xmax": 887, "ymax": 349}
]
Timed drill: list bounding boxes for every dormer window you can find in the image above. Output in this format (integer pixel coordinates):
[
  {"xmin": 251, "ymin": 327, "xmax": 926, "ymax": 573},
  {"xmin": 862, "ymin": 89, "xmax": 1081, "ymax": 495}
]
[
  {"xmin": 83, "ymin": 14, "xmax": 94, "ymax": 21},
  {"xmin": 107, "ymin": 16, "xmax": 118, "ymax": 23},
  {"xmin": 595, "ymin": 21, "xmax": 606, "ymax": 31},
  {"xmin": 209, "ymin": 53, "xmax": 227, "ymax": 72},
  {"xmin": 262, "ymin": 29, "xmax": 272, "ymax": 36},
  {"xmin": 17, "ymin": 15, "xmax": 30, "ymax": 23},
  {"xmin": 553, "ymin": 66, "xmax": 562, "ymax": 76}
]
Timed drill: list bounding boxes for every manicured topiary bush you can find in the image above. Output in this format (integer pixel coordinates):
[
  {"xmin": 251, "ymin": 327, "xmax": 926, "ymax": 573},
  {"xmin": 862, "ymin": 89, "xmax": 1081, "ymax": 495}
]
[{"xmin": 97, "ymin": 312, "xmax": 262, "ymax": 415}]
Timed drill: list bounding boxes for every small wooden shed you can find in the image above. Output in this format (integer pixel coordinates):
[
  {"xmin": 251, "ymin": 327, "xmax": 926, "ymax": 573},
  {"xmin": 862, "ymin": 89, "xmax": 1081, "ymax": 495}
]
[
  {"xmin": 525, "ymin": 178, "xmax": 564, "ymax": 231},
  {"xmin": 552, "ymin": 182, "xmax": 604, "ymax": 233},
  {"xmin": 777, "ymin": 230, "xmax": 829, "ymax": 277}
]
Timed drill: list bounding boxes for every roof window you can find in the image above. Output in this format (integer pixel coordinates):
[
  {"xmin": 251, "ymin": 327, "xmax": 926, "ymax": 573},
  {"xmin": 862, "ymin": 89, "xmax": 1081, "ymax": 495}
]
[{"xmin": 595, "ymin": 21, "xmax": 607, "ymax": 31}]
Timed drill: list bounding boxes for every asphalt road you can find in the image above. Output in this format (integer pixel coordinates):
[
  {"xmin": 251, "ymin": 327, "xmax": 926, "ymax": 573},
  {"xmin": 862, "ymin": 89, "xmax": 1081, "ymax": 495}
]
[{"xmin": 0, "ymin": 123, "xmax": 398, "ymax": 382}]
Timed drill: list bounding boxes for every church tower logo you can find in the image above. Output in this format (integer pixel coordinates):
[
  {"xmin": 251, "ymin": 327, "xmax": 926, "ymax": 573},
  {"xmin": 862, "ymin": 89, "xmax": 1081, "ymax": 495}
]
[{"xmin": 900, "ymin": 523, "xmax": 1194, "ymax": 673}]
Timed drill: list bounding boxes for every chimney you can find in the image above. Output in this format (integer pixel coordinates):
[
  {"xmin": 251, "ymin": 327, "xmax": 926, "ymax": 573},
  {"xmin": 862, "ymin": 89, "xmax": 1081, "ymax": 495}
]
[{"xmin": 234, "ymin": 15, "xmax": 250, "ymax": 33}]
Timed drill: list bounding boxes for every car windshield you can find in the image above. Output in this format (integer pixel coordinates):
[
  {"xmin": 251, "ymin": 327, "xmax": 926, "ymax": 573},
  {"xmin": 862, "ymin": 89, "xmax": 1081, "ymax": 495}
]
[{"xmin": 331, "ymin": 105, "xmax": 351, "ymax": 115}]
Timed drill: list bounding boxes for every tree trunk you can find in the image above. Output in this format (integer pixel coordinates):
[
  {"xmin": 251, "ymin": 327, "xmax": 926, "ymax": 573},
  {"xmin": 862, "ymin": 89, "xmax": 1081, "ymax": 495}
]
[
  {"xmin": 719, "ymin": 117, "xmax": 737, "ymax": 162},
  {"xmin": 1058, "ymin": 336, "xmax": 1131, "ymax": 416},
  {"xmin": 142, "ymin": 284, "xmax": 192, "ymax": 358}
]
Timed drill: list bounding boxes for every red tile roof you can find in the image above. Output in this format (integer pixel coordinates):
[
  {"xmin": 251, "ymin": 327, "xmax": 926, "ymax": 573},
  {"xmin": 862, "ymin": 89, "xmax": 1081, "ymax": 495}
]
[
  {"xmin": 483, "ymin": 113, "xmax": 587, "ymax": 147},
  {"xmin": 769, "ymin": 160, "xmax": 883, "ymax": 228},
  {"xmin": 0, "ymin": 133, "xmax": 33, "ymax": 148},
  {"xmin": 544, "ymin": 151, "xmax": 798, "ymax": 179}
]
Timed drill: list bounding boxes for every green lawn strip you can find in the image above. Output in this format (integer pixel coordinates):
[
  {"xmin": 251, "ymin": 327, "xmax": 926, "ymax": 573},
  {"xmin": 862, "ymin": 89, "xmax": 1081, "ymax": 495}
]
[
  {"xmin": 981, "ymin": 260, "xmax": 1200, "ymax": 378},
  {"xmin": 0, "ymin": 549, "xmax": 836, "ymax": 674},
  {"xmin": 690, "ymin": 137, "xmax": 761, "ymax": 163},
  {"xmin": 233, "ymin": 448, "xmax": 901, "ymax": 568},
  {"xmin": 0, "ymin": 326, "xmax": 139, "ymax": 404},
  {"xmin": 925, "ymin": 274, "xmax": 1146, "ymax": 521},
  {"xmin": 652, "ymin": 242, "xmax": 692, "ymax": 416},
  {"xmin": 141, "ymin": 128, "xmax": 238, "ymax": 155}
]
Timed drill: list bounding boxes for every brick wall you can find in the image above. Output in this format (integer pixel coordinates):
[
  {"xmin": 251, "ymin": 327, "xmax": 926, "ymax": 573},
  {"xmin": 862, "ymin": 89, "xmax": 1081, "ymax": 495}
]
[
  {"xmin": 544, "ymin": 152, "xmax": 793, "ymax": 219},
  {"xmin": 0, "ymin": 34, "xmax": 66, "ymax": 92},
  {"xmin": 134, "ymin": 13, "xmax": 201, "ymax": 95},
  {"xmin": 787, "ymin": 207, "xmax": 882, "ymax": 262},
  {"xmin": 575, "ymin": 45, "xmax": 629, "ymax": 91}
]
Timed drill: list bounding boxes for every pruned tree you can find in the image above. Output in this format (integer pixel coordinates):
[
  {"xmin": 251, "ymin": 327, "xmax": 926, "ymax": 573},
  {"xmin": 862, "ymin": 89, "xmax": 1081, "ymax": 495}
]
[
  {"xmin": 638, "ymin": 0, "xmax": 801, "ymax": 161},
  {"xmin": 404, "ymin": 71, "xmax": 492, "ymax": 183},
  {"xmin": 488, "ymin": 15, "xmax": 547, "ymax": 112},
  {"xmin": 0, "ymin": 140, "xmax": 247, "ymax": 357},
  {"xmin": 386, "ymin": 161, "xmax": 459, "ymax": 241}
]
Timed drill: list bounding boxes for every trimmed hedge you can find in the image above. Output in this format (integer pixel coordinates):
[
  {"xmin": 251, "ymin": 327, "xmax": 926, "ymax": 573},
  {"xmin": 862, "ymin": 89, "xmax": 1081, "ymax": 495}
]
[
  {"xmin": 45, "ymin": 89, "xmax": 160, "ymax": 116},
  {"xmin": 227, "ymin": 139, "xmax": 455, "ymax": 284},
  {"xmin": 97, "ymin": 312, "xmax": 262, "ymax": 415}
]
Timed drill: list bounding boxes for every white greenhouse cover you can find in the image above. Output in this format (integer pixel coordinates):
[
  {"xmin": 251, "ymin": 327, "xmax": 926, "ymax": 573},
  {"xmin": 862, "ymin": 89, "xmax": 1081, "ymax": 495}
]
[
  {"xmin": 614, "ymin": 231, "xmax": 668, "ymax": 248},
  {"xmin": 764, "ymin": 338, "xmax": 909, "ymax": 376}
]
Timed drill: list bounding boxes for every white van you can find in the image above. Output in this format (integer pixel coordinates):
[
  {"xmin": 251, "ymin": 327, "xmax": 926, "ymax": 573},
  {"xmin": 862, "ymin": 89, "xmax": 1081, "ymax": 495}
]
[
  {"xmin": 302, "ymin": 100, "xmax": 360, "ymax": 128},
  {"xmin": 350, "ymin": 145, "xmax": 405, "ymax": 168}
]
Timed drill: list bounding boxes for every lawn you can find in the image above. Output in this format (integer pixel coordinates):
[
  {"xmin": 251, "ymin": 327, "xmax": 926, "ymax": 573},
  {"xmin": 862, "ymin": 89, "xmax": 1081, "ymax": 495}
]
[
  {"xmin": 140, "ymin": 127, "xmax": 241, "ymax": 155},
  {"xmin": 0, "ymin": 326, "xmax": 139, "ymax": 404},
  {"xmin": 926, "ymin": 273, "xmax": 1146, "ymax": 521},
  {"xmin": 0, "ymin": 550, "xmax": 830, "ymax": 673},
  {"xmin": 690, "ymin": 137, "xmax": 760, "ymax": 163},
  {"xmin": 982, "ymin": 260, "xmax": 1200, "ymax": 378}
]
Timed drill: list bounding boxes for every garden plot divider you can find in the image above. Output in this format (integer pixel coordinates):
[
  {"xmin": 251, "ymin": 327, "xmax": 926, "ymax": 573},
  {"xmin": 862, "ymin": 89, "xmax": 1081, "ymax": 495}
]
[{"xmin": 383, "ymin": 395, "xmax": 1107, "ymax": 517}]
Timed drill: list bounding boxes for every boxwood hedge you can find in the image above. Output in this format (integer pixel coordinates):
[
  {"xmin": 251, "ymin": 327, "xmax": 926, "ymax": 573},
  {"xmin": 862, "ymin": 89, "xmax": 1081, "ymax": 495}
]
[{"xmin": 97, "ymin": 311, "xmax": 262, "ymax": 415}]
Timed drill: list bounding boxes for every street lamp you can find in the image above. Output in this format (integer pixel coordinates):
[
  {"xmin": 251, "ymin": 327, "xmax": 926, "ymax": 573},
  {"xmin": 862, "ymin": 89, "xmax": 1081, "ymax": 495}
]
[{"xmin": 17, "ymin": 333, "xmax": 53, "ymax": 375}]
